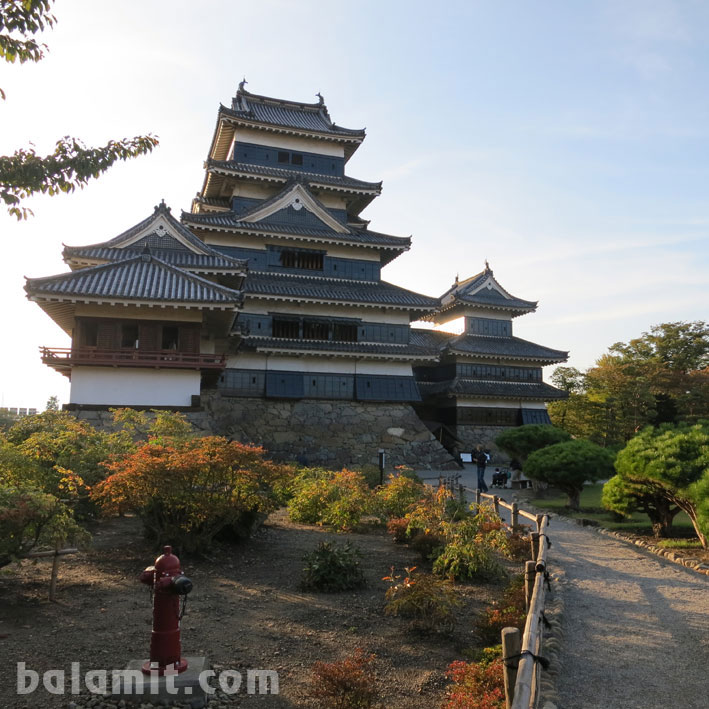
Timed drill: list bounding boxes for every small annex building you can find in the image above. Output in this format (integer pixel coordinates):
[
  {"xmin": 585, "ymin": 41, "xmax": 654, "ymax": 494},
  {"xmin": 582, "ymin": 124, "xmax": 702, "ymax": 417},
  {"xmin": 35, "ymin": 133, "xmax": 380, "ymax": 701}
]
[
  {"xmin": 26, "ymin": 84, "xmax": 567, "ymax": 468},
  {"xmin": 411, "ymin": 264, "xmax": 568, "ymax": 456}
]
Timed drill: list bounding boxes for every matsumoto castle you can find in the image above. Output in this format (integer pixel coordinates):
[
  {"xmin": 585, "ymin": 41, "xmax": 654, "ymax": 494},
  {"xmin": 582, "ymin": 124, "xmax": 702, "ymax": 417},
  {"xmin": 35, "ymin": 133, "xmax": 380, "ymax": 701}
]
[{"xmin": 25, "ymin": 84, "xmax": 568, "ymax": 468}]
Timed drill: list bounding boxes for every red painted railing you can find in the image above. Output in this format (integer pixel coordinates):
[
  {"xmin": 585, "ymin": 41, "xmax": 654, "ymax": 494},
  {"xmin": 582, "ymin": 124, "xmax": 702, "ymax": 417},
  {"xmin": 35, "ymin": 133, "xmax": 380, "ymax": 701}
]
[{"xmin": 40, "ymin": 347, "xmax": 226, "ymax": 371}]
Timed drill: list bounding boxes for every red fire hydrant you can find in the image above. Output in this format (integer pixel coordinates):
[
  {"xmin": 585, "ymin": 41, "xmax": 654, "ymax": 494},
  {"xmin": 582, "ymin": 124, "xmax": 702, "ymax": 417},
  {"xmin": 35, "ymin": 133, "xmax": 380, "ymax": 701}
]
[{"xmin": 139, "ymin": 545, "xmax": 193, "ymax": 675}]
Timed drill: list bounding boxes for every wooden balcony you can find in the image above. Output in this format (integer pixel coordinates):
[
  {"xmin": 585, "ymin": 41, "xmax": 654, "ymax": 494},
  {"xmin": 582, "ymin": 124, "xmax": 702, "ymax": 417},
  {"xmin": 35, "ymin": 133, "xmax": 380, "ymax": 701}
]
[{"xmin": 40, "ymin": 347, "xmax": 226, "ymax": 376}]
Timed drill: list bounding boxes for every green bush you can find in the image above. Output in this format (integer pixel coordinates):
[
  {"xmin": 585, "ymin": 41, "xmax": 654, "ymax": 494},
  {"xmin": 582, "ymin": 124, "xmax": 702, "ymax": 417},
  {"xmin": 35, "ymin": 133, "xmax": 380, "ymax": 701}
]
[
  {"xmin": 433, "ymin": 539, "xmax": 505, "ymax": 582},
  {"xmin": 0, "ymin": 483, "xmax": 89, "ymax": 568},
  {"xmin": 374, "ymin": 472, "xmax": 426, "ymax": 519},
  {"xmin": 383, "ymin": 566, "xmax": 461, "ymax": 631},
  {"xmin": 288, "ymin": 469, "xmax": 373, "ymax": 531},
  {"xmin": 300, "ymin": 541, "xmax": 367, "ymax": 592}
]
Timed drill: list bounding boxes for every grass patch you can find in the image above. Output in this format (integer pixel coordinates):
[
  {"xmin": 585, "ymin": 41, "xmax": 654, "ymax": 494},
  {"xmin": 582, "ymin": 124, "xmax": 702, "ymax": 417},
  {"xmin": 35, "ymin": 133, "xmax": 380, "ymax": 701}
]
[
  {"xmin": 657, "ymin": 539, "xmax": 703, "ymax": 550},
  {"xmin": 530, "ymin": 483, "xmax": 696, "ymax": 534}
]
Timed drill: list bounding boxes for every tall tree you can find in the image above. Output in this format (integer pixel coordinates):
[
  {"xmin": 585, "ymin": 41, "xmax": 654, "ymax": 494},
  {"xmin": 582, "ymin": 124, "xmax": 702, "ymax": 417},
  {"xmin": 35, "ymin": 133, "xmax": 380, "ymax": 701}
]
[
  {"xmin": 549, "ymin": 321, "xmax": 709, "ymax": 444},
  {"xmin": 0, "ymin": 0, "xmax": 158, "ymax": 219}
]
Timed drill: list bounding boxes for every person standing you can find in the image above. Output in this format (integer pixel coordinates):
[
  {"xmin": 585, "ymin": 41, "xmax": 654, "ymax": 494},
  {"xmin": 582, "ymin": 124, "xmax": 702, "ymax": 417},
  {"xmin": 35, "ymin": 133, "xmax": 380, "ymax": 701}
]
[{"xmin": 474, "ymin": 445, "xmax": 489, "ymax": 492}]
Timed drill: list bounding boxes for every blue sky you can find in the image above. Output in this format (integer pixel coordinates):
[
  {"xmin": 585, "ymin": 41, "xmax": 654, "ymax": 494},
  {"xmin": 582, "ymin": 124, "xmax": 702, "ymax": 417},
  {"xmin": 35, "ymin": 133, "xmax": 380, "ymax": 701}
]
[{"xmin": 1, "ymin": 0, "xmax": 707, "ymax": 409}]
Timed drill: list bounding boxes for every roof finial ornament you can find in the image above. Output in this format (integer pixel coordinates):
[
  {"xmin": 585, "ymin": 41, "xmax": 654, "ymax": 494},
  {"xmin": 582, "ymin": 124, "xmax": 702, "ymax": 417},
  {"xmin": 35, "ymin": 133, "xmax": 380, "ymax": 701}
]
[
  {"xmin": 316, "ymin": 91, "xmax": 324, "ymax": 106},
  {"xmin": 484, "ymin": 259, "xmax": 491, "ymax": 273},
  {"xmin": 238, "ymin": 77, "xmax": 247, "ymax": 92},
  {"xmin": 455, "ymin": 273, "xmax": 459, "ymax": 285}
]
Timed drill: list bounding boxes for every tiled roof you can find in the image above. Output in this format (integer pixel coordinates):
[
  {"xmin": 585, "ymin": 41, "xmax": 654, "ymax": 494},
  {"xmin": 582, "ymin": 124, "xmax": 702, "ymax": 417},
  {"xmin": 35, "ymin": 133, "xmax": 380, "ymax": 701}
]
[
  {"xmin": 432, "ymin": 265, "xmax": 537, "ymax": 318},
  {"xmin": 418, "ymin": 379, "xmax": 568, "ymax": 400},
  {"xmin": 409, "ymin": 329, "xmax": 455, "ymax": 350},
  {"xmin": 63, "ymin": 201, "xmax": 247, "ymax": 274},
  {"xmin": 206, "ymin": 160, "xmax": 381, "ymax": 192},
  {"xmin": 240, "ymin": 336, "xmax": 436, "ymax": 359},
  {"xmin": 63, "ymin": 246, "xmax": 247, "ymax": 273},
  {"xmin": 447, "ymin": 334, "xmax": 568, "ymax": 362},
  {"xmin": 223, "ymin": 87, "xmax": 365, "ymax": 138},
  {"xmin": 243, "ymin": 273, "xmax": 439, "ymax": 310},
  {"xmin": 181, "ymin": 212, "xmax": 410, "ymax": 248},
  {"xmin": 26, "ymin": 254, "xmax": 242, "ymax": 305},
  {"xmin": 409, "ymin": 329, "xmax": 568, "ymax": 362}
]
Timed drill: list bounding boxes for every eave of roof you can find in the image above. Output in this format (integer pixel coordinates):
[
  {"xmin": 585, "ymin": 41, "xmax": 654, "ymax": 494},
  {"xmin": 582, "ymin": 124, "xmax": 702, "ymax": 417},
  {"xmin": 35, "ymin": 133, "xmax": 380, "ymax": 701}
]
[
  {"xmin": 418, "ymin": 379, "xmax": 569, "ymax": 400},
  {"xmin": 240, "ymin": 336, "xmax": 437, "ymax": 361},
  {"xmin": 63, "ymin": 246, "xmax": 248, "ymax": 275},
  {"xmin": 242, "ymin": 273, "xmax": 439, "ymax": 312},
  {"xmin": 26, "ymin": 254, "xmax": 243, "ymax": 306}
]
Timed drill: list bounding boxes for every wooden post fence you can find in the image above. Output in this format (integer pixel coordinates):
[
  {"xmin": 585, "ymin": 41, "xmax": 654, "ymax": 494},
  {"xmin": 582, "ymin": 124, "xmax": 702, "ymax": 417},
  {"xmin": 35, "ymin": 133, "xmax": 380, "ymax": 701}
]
[{"xmin": 502, "ymin": 627, "xmax": 521, "ymax": 709}]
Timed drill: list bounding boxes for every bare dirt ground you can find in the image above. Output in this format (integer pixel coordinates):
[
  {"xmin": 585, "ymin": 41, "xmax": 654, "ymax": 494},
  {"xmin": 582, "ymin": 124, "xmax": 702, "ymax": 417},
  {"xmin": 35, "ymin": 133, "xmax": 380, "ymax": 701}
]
[{"xmin": 0, "ymin": 510, "xmax": 519, "ymax": 709}]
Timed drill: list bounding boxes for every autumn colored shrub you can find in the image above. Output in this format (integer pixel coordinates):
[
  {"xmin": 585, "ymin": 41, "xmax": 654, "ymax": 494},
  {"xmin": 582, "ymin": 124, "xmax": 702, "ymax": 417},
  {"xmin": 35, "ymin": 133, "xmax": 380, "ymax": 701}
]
[
  {"xmin": 386, "ymin": 517, "xmax": 410, "ymax": 543},
  {"xmin": 91, "ymin": 437, "xmax": 292, "ymax": 552},
  {"xmin": 476, "ymin": 576, "xmax": 527, "ymax": 644},
  {"xmin": 383, "ymin": 566, "xmax": 461, "ymax": 631},
  {"xmin": 374, "ymin": 471, "xmax": 426, "ymax": 519},
  {"xmin": 310, "ymin": 648, "xmax": 377, "ymax": 709},
  {"xmin": 301, "ymin": 542, "xmax": 367, "ymax": 593},
  {"xmin": 404, "ymin": 485, "xmax": 453, "ymax": 538},
  {"xmin": 0, "ymin": 483, "xmax": 88, "ymax": 568},
  {"xmin": 288, "ymin": 468, "xmax": 373, "ymax": 531},
  {"xmin": 443, "ymin": 650, "xmax": 505, "ymax": 709}
]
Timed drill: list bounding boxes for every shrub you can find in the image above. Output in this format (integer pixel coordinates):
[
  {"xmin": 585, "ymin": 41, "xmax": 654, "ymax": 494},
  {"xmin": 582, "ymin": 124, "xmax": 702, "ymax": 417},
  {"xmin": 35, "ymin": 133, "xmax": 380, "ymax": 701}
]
[
  {"xmin": 504, "ymin": 533, "xmax": 531, "ymax": 561},
  {"xmin": 386, "ymin": 517, "xmax": 409, "ymax": 543},
  {"xmin": 410, "ymin": 531, "xmax": 446, "ymax": 561},
  {"xmin": 443, "ymin": 651, "xmax": 505, "ymax": 709},
  {"xmin": 301, "ymin": 542, "xmax": 367, "ymax": 593},
  {"xmin": 433, "ymin": 539, "xmax": 505, "ymax": 583},
  {"xmin": 476, "ymin": 576, "xmax": 526, "ymax": 644},
  {"xmin": 383, "ymin": 566, "xmax": 461, "ymax": 631},
  {"xmin": 374, "ymin": 472, "xmax": 426, "ymax": 519},
  {"xmin": 0, "ymin": 483, "xmax": 89, "ymax": 568},
  {"xmin": 310, "ymin": 648, "xmax": 377, "ymax": 709},
  {"xmin": 91, "ymin": 437, "xmax": 292, "ymax": 552},
  {"xmin": 404, "ymin": 485, "xmax": 452, "ymax": 537},
  {"xmin": 288, "ymin": 468, "xmax": 373, "ymax": 531}
]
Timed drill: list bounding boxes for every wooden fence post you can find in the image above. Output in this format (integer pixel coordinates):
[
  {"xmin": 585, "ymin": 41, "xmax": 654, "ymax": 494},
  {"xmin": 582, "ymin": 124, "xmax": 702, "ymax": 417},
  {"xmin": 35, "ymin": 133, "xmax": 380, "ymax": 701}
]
[
  {"xmin": 524, "ymin": 560, "xmax": 536, "ymax": 613},
  {"xmin": 511, "ymin": 502, "xmax": 519, "ymax": 534},
  {"xmin": 501, "ymin": 626, "xmax": 521, "ymax": 709},
  {"xmin": 475, "ymin": 489, "xmax": 481, "ymax": 506},
  {"xmin": 530, "ymin": 532, "xmax": 540, "ymax": 562},
  {"xmin": 493, "ymin": 495, "xmax": 500, "ymax": 518}
]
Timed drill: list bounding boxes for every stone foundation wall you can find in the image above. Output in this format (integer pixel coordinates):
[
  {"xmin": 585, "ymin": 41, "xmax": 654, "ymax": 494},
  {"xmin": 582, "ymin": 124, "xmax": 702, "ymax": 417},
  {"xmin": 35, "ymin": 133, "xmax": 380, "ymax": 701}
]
[
  {"xmin": 194, "ymin": 393, "xmax": 457, "ymax": 470},
  {"xmin": 72, "ymin": 395, "xmax": 458, "ymax": 471},
  {"xmin": 454, "ymin": 424, "xmax": 512, "ymax": 465}
]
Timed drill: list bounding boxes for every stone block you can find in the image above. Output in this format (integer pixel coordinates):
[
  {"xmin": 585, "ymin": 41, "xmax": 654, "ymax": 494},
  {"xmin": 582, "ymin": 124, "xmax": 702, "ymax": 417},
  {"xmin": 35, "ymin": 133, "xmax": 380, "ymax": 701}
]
[{"xmin": 113, "ymin": 656, "xmax": 209, "ymax": 707}]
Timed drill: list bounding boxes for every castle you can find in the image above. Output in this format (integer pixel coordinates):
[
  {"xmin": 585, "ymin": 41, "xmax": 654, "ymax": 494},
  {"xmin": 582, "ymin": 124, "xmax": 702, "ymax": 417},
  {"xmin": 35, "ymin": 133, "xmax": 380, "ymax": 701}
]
[{"xmin": 26, "ymin": 84, "xmax": 567, "ymax": 468}]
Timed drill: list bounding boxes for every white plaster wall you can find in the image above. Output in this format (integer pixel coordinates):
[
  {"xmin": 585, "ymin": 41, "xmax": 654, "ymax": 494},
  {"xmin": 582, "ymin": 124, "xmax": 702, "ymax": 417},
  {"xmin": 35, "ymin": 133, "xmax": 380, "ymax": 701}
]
[
  {"xmin": 457, "ymin": 398, "xmax": 547, "ymax": 409},
  {"xmin": 70, "ymin": 367, "xmax": 200, "ymax": 406},
  {"xmin": 233, "ymin": 128, "xmax": 345, "ymax": 158},
  {"xmin": 75, "ymin": 304, "xmax": 202, "ymax": 322}
]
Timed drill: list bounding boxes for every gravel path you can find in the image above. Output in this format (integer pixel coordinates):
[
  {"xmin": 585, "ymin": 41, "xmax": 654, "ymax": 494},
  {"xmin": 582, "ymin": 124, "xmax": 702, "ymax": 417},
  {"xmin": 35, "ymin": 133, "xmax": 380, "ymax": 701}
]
[{"xmin": 547, "ymin": 516, "xmax": 709, "ymax": 709}]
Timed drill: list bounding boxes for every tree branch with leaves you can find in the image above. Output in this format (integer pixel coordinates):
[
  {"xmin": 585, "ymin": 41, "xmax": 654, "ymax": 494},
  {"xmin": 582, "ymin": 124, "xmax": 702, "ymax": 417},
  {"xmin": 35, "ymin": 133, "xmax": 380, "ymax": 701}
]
[{"xmin": 0, "ymin": 0, "xmax": 158, "ymax": 219}]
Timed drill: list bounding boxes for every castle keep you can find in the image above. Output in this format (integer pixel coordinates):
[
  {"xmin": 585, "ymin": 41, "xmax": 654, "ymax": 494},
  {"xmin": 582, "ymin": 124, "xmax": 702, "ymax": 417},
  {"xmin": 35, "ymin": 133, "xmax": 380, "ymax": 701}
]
[{"xmin": 26, "ymin": 85, "xmax": 567, "ymax": 468}]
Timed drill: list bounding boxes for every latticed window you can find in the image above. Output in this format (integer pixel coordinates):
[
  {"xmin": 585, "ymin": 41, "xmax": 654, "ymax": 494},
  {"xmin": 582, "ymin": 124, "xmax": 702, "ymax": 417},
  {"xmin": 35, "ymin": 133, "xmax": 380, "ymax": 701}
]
[
  {"xmin": 272, "ymin": 318, "xmax": 300, "ymax": 339},
  {"xmin": 279, "ymin": 250, "xmax": 324, "ymax": 271},
  {"xmin": 332, "ymin": 322, "xmax": 358, "ymax": 342},
  {"xmin": 303, "ymin": 319, "xmax": 329, "ymax": 340}
]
